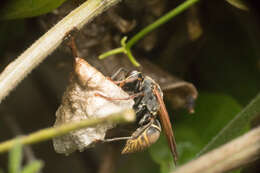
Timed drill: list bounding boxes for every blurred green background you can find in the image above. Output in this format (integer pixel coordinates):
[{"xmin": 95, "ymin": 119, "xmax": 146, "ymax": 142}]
[{"xmin": 0, "ymin": 0, "xmax": 260, "ymax": 173}]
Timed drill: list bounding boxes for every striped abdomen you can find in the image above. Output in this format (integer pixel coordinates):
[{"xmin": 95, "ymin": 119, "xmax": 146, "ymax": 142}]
[{"xmin": 122, "ymin": 120, "xmax": 161, "ymax": 154}]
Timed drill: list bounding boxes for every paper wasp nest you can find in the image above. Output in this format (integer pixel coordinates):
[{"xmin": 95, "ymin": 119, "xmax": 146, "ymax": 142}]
[{"xmin": 53, "ymin": 57, "xmax": 134, "ymax": 155}]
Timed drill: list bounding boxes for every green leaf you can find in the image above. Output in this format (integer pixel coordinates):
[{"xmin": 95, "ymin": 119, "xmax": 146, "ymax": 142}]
[
  {"xmin": 149, "ymin": 92, "xmax": 242, "ymax": 172},
  {"xmin": 0, "ymin": 0, "xmax": 68, "ymax": 20},
  {"xmin": 21, "ymin": 161, "xmax": 43, "ymax": 173},
  {"xmin": 177, "ymin": 93, "xmax": 243, "ymax": 163},
  {"xmin": 199, "ymin": 92, "xmax": 260, "ymax": 155},
  {"xmin": 225, "ymin": 0, "xmax": 249, "ymax": 11},
  {"xmin": 8, "ymin": 141, "xmax": 23, "ymax": 173}
]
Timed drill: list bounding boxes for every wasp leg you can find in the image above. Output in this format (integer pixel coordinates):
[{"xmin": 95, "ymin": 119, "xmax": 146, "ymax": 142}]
[
  {"xmin": 105, "ymin": 76, "xmax": 134, "ymax": 87},
  {"xmin": 109, "ymin": 76, "xmax": 142, "ymax": 88},
  {"xmin": 106, "ymin": 68, "xmax": 128, "ymax": 86},
  {"xmin": 102, "ymin": 120, "xmax": 153, "ymax": 143},
  {"xmin": 111, "ymin": 68, "xmax": 128, "ymax": 80},
  {"xmin": 119, "ymin": 77, "xmax": 143, "ymax": 87},
  {"xmin": 110, "ymin": 69, "xmax": 144, "ymax": 87},
  {"xmin": 101, "ymin": 136, "xmax": 132, "ymax": 143},
  {"xmin": 94, "ymin": 92, "xmax": 144, "ymax": 101},
  {"xmin": 138, "ymin": 113, "xmax": 153, "ymax": 126}
]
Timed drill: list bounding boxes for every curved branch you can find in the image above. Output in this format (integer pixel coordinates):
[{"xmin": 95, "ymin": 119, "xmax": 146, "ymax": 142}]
[
  {"xmin": 0, "ymin": 0, "xmax": 121, "ymax": 103},
  {"xmin": 0, "ymin": 109, "xmax": 135, "ymax": 153}
]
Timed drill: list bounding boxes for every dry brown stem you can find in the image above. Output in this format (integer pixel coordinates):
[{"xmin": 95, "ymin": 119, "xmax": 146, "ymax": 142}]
[{"xmin": 173, "ymin": 126, "xmax": 260, "ymax": 173}]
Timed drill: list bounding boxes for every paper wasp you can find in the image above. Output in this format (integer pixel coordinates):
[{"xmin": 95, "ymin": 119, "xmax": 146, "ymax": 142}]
[
  {"xmin": 97, "ymin": 70, "xmax": 178, "ymax": 164},
  {"xmin": 67, "ymin": 37, "xmax": 178, "ymax": 163}
]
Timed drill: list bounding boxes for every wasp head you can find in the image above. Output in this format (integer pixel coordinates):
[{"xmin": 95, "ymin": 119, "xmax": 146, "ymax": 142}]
[{"xmin": 122, "ymin": 70, "xmax": 144, "ymax": 93}]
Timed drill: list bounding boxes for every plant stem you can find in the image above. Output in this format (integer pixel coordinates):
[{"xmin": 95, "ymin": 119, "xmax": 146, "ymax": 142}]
[
  {"xmin": 126, "ymin": 0, "xmax": 200, "ymax": 49},
  {"xmin": 98, "ymin": 0, "xmax": 200, "ymax": 66},
  {"xmin": 21, "ymin": 161, "xmax": 43, "ymax": 173},
  {"xmin": 0, "ymin": 0, "xmax": 121, "ymax": 103},
  {"xmin": 125, "ymin": 49, "xmax": 140, "ymax": 66},
  {"xmin": 99, "ymin": 47, "xmax": 124, "ymax": 59},
  {"xmin": 8, "ymin": 141, "xmax": 22, "ymax": 173},
  {"xmin": 0, "ymin": 109, "xmax": 135, "ymax": 153}
]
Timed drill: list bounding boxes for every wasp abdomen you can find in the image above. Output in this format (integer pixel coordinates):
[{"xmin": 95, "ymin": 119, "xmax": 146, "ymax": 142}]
[{"xmin": 122, "ymin": 121, "xmax": 161, "ymax": 154}]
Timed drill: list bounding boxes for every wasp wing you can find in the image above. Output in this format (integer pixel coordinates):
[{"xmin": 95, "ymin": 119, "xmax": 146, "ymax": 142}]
[{"xmin": 154, "ymin": 87, "xmax": 178, "ymax": 164}]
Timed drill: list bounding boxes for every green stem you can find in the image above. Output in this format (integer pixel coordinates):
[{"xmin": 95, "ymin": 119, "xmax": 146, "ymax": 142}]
[
  {"xmin": 99, "ymin": 47, "xmax": 124, "ymax": 59},
  {"xmin": 98, "ymin": 0, "xmax": 200, "ymax": 66},
  {"xmin": 21, "ymin": 161, "xmax": 43, "ymax": 173},
  {"xmin": 8, "ymin": 141, "xmax": 22, "ymax": 173},
  {"xmin": 126, "ymin": 0, "xmax": 200, "ymax": 49},
  {"xmin": 126, "ymin": 49, "xmax": 140, "ymax": 66},
  {"xmin": 0, "ymin": 109, "xmax": 135, "ymax": 153}
]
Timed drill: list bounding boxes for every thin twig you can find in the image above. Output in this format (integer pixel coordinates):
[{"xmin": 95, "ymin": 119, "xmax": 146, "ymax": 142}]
[
  {"xmin": 0, "ymin": 109, "xmax": 135, "ymax": 153},
  {"xmin": 126, "ymin": 0, "xmax": 200, "ymax": 49},
  {"xmin": 99, "ymin": 0, "xmax": 200, "ymax": 66},
  {"xmin": 0, "ymin": 0, "xmax": 121, "ymax": 103},
  {"xmin": 173, "ymin": 126, "xmax": 260, "ymax": 173}
]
